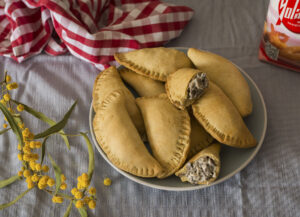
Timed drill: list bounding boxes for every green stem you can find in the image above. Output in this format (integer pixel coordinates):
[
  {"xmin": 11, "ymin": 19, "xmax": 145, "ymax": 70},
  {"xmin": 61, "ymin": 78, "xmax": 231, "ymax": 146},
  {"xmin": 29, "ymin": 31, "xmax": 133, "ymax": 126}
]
[
  {"xmin": 0, "ymin": 187, "xmax": 33, "ymax": 210},
  {"xmin": 58, "ymin": 132, "xmax": 87, "ymax": 137},
  {"xmin": 0, "ymin": 175, "xmax": 21, "ymax": 188}
]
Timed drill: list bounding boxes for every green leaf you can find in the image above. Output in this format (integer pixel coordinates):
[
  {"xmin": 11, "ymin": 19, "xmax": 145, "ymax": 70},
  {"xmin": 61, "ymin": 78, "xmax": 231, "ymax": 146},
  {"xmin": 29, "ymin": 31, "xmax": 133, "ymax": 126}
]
[
  {"xmin": 0, "ymin": 103, "xmax": 23, "ymax": 146},
  {"xmin": 63, "ymin": 201, "xmax": 73, "ymax": 217},
  {"xmin": 0, "ymin": 128, "xmax": 10, "ymax": 135},
  {"xmin": 33, "ymin": 101, "xmax": 77, "ymax": 140},
  {"xmin": 56, "ymin": 193, "xmax": 73, "ymax": 200},
  {"xmin": 13, "ymin": 116, "xmax": 22, "ymax": 126},
  {"xmin": 80, "ymin": 133, "xmax": 94, "ymax": 182},
  {"xmin": 48, "ymin": 154, "xmax": 62, "ymax": 195},
  {"xmin": 0, "ymin": 175, "xmax": 21, "ymax": 188},
  {"xmin": 0, "ymin": 187, "xmax": 33, "ymax": 210},
  {"xmin": 73, "ymin": 201, "xmax": 88, "ymax": 217},
  {"xmin": 11, "ymin": 100, "xmax": 71, "ymax": 149},
  {"xmin": 40, "ymin": 136, "xmax": 49, "ymax": 165}
]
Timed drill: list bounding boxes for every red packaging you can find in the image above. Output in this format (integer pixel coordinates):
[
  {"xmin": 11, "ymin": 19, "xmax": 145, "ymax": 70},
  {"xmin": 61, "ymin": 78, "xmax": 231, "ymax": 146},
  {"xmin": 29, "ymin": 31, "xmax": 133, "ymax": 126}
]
[{"xmin": 259, "ymin": 0, "xmax": 300, "ymax": 71}]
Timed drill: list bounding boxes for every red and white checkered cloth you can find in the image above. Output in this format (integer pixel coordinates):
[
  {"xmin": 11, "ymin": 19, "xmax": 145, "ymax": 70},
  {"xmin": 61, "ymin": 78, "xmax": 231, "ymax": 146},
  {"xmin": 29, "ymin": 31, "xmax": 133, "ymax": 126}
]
[{"xmin": 0, "ymin": 0, "xmax": 193, "ymax": 70}]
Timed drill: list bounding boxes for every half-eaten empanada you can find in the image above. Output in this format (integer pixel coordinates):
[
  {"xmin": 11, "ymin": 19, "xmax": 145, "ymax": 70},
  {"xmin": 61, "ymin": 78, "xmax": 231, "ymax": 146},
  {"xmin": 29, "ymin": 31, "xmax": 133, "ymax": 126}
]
[
  {"xmin": 114, "ymin": 47, "xmax": 193, "ymax": 82},
  {"xmin": 188, "ymin": 115, "xmax": 214, "ymax": 159},
  {"xmin": 119, "ymin": 67, "xmax": 165, "ymax": 97},
  {"xmin": 166, "ymin": 68, "xmax": 209, "ymax": 110},
  {"xmin": 192, "ymin": 82, "xmax": 257, "ymax": 148},
  {"xmin": 92, "ymin": 66, "xmax": 145, "ymax": 137},
  {"xmin": 175, "ymin": 143, "xmax": 221, "ymax": 185},
  {"xmin": 187, "ymin": 48, "xmax": 252, "ymax": 117},
  {"xmin": 93, "ymin": 90, "xmax": 162, "ymax": 177},
  {"xmin": 136, "ymin": 94, "xmax": 191, "ymax": 178}
]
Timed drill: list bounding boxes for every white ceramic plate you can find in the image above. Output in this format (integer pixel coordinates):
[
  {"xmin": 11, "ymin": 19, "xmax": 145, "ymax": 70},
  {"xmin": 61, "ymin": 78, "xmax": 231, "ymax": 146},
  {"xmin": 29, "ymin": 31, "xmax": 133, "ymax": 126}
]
[{"xmin": 89, "ymin": 47, "xmax": 267, "ymax": 191}]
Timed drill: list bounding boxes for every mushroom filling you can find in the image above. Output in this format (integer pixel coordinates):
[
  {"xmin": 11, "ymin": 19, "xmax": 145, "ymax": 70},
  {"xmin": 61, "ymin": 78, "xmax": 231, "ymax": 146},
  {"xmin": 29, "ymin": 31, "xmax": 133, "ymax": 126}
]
[
  {"xmin": 180, "ymin": 156, "xmax": 216, "ymax": 184},
  {"xmin": 187, "ymin": 72, "xmax": 209, "ymax": 100}
]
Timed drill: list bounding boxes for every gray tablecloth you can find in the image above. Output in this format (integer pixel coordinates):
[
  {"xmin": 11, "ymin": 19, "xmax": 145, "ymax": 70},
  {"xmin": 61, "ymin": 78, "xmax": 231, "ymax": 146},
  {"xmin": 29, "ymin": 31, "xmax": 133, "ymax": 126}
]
[{"xmin": 0, "ymin": 0, "xmax": 299, "ymax": 216}]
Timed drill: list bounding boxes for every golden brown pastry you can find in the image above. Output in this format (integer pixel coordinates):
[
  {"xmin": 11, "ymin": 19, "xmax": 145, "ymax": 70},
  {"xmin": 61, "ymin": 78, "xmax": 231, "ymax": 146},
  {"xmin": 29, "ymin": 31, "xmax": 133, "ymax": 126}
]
[
  {"xmin": 165, "ymin": 68, "xmax": 209, "ymax": 110},
  {"xmin": 114, "ymin": 47, "xmax": 193, "ymax": 82},
  {"xmin": 192, "ymin": 82, "xmax": 257, "ymax": 148},
  {"xmin": 187, "ymin": 48, "xmax": 252, "ymax": 117},
  {"xmin": 188, "ymin": 116, "xmax": 214, "ymax": 159},
  {"xmin": 175, "ymin": 143, "xmax": 221, "ymax": 185},
  {"xmin": 93, "ymin": 90, "xmax": 162, "ymax": 177},
  {"xmin": 136, "ymin": 94, "xmax": 191, "ymax": 178},
  {"xmin": 119, "ymin": 67, "xmax": 165, "ymax": 97},
  {"xmin": 92, "ymin": 66, "xmax": 145, "ymax": 138}
]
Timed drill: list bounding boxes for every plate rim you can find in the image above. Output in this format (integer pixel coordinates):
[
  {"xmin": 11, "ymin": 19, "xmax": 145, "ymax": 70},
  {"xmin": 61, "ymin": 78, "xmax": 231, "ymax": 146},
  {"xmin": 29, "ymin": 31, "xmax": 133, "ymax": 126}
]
[{"xmin": 89, "ymin": 47, "xmax": 268, "ymax": 191}]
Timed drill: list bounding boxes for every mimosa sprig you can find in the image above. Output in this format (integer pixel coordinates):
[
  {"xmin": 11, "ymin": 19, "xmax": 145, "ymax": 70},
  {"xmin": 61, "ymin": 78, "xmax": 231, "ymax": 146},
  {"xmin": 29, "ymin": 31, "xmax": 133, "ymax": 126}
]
[{"xmin": 0, "ymin": 71, "xmax": 96, "ymax": 217}]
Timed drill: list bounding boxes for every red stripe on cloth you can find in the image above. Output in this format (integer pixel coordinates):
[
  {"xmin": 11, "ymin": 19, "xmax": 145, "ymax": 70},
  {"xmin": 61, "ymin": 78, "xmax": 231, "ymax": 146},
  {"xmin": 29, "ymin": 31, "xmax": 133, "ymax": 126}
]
[
  {"xmin": 26, "ymin": 0, "xmax": 85, "ymax": 28},
  {"xmin": 67, "ymin": 0, "xmax": 90, "ymax": 30},
  {"xmin": 43, "ymin": 17, "xmax": 52, "ymax": 34},
  {"xmin": 90, "ymin": 0, "xmax": 94, "ymax": 9},
  {"xmin": 0, "ymin": 25, "xmax": 11, "ymax": 41},
  {"xmin": 6, "ymin": 15, "xmax": 17, "ymax": 30},
  {"xmin": 140, "ymin": 40, "xmax": 168, "ymax": 47},
  {"xmin": 10, "ymin": 56, "xmax": 18, "ymax": 62},
  {"xmin": 28, "ymin": 31, "xmax": 51, "ymax": 53},
  {"xmin": 0, "ymin": 44, "xmax": 13, "ymax": 54},
  {"xmin": 6, "ymin": 1, "xmax": 27, "ymax": 15},
  {"xmin": 11, "ymin": 23, "xmax": 44, "ymax": 47},
  {"xmin": 63, "ymin": 39, "xmax": 117, "ymax": 63},
  {"xmin": 107, "ymin": 3, "xmax": 115, "ymax": 26},
  {"xmin": 44, "ymin": 44, "xmax": 68, "ymax": 56},
  {"xmin": 0, "ymin": 50, "xmax": 13, "ymax": 55},
  {"xmin": 112, "ymin": 12, "xmax": 129, "ymax": 25},
  {"xmin": 121, "ymin": 0, "xmax": 153, "ymax": 3},
  {"xmin": 77, "ymin": 0, "xmax": 95, "ymax": 23},
  {"xmin": 14, "ymin": 10, "xmax": 41, "ymax": 25},
  {"xmin": 0, "ymin": 16, "xmax": 6, "ymax": 23},
  {"xmin": 163, "ymin": 6, "xmax": 193, "ymax": 14},
  {"xmin": 136, "ymin": 1, "xmax": 161, "ymax": 19},
  {"xmin": 95, "ymin": 0, "xmax": 104, "ymax": 24}
]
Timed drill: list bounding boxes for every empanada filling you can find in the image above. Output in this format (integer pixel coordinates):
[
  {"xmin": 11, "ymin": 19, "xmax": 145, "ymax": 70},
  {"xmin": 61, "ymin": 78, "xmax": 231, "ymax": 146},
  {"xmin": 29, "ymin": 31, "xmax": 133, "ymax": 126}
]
[
  {"xmin": 187, "ymin": 73, "xmax": 208, "ymax": 100},
  {"xmin": 179, "ymin": 156, "xmax": 216, "ymax": 184}
]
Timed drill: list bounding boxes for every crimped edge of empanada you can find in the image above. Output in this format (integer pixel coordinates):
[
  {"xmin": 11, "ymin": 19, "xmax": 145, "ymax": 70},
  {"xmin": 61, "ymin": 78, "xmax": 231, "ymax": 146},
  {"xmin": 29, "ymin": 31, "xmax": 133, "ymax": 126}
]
[
  {"xmin": 165, "ymin": 81, "xmax": 187, "ymax": 110},
  {"xmin": 94, "ymin": 90, "xmax": 161, "ymax": 177},
  {"xmin": 114, "ymin": 53, "xmax": 167, "ymax": 81},
  {"xmin": 92, "ymin": 68, "xmax": 106, "ymax": 111},
  {"xmin": 136, "ymin": 94, "xmax": 191, "ymax": 178},
  {"xmin": 192, "ymin": 108, "xmax": 257, "ymax": 148},
  {"xmin": 92, "ymin": 66, "xmax": 126, "ymax": 111}
]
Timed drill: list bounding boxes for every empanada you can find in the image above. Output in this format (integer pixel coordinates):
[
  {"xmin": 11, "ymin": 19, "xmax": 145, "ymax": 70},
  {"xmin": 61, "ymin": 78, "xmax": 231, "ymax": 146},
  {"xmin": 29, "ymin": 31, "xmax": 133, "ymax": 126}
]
[
  {"xmin": 188, "ymin": 116, "xmax": 214, "ymax": 159},
  {"xmin": 166, "ymin": 68, "xmax": 209, "ymax": 109},
  {"xmin": 136, "ymin": 94, "xmax": 191, "ymax": 178},
  {"xmin": 187, "ymin": 48, "xmax": 252, "ymax": 117},
  {"xmin": 93, "ymin": 90, "xmax": 162, "ymax": 177},
  {"xmin": 114, "ymin": 47, "xmax": 193, "ymax": 82},
  {"xmin": 175, "ymin": 143, "xmax": 221, "ymax": 185},
  {"xmin": 92, "ymin": 66, "xmax": 145, "ymax": 137},
  {"xmin": 192, "ymin": 82, "xmax": 257, "ymax": 148},
  {"xmin": 119, "ymin": 67, "xmax": 165, "ymax": 97}
]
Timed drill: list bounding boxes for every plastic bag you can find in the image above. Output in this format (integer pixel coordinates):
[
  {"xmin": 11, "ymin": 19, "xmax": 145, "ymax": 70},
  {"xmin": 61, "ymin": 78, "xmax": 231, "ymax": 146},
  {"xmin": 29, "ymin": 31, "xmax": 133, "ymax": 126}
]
[{"xmin": 259, "ymin": 0, "xmax": 300, "ymax": 71}]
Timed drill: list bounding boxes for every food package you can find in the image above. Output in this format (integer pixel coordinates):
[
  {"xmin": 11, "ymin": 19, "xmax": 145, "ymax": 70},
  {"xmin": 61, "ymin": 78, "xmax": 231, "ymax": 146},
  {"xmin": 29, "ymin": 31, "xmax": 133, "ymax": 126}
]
[{"xmin": 259, "ymin": 0, "xmax": 300, "ymax": 71}]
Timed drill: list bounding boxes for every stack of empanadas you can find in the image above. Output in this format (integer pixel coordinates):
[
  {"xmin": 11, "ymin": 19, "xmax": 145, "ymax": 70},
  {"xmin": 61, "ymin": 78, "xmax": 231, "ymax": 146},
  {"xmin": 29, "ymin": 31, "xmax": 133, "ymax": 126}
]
[{"xmin": 92, "ymin": 47, "xmax": 257, "ymax": 185}]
